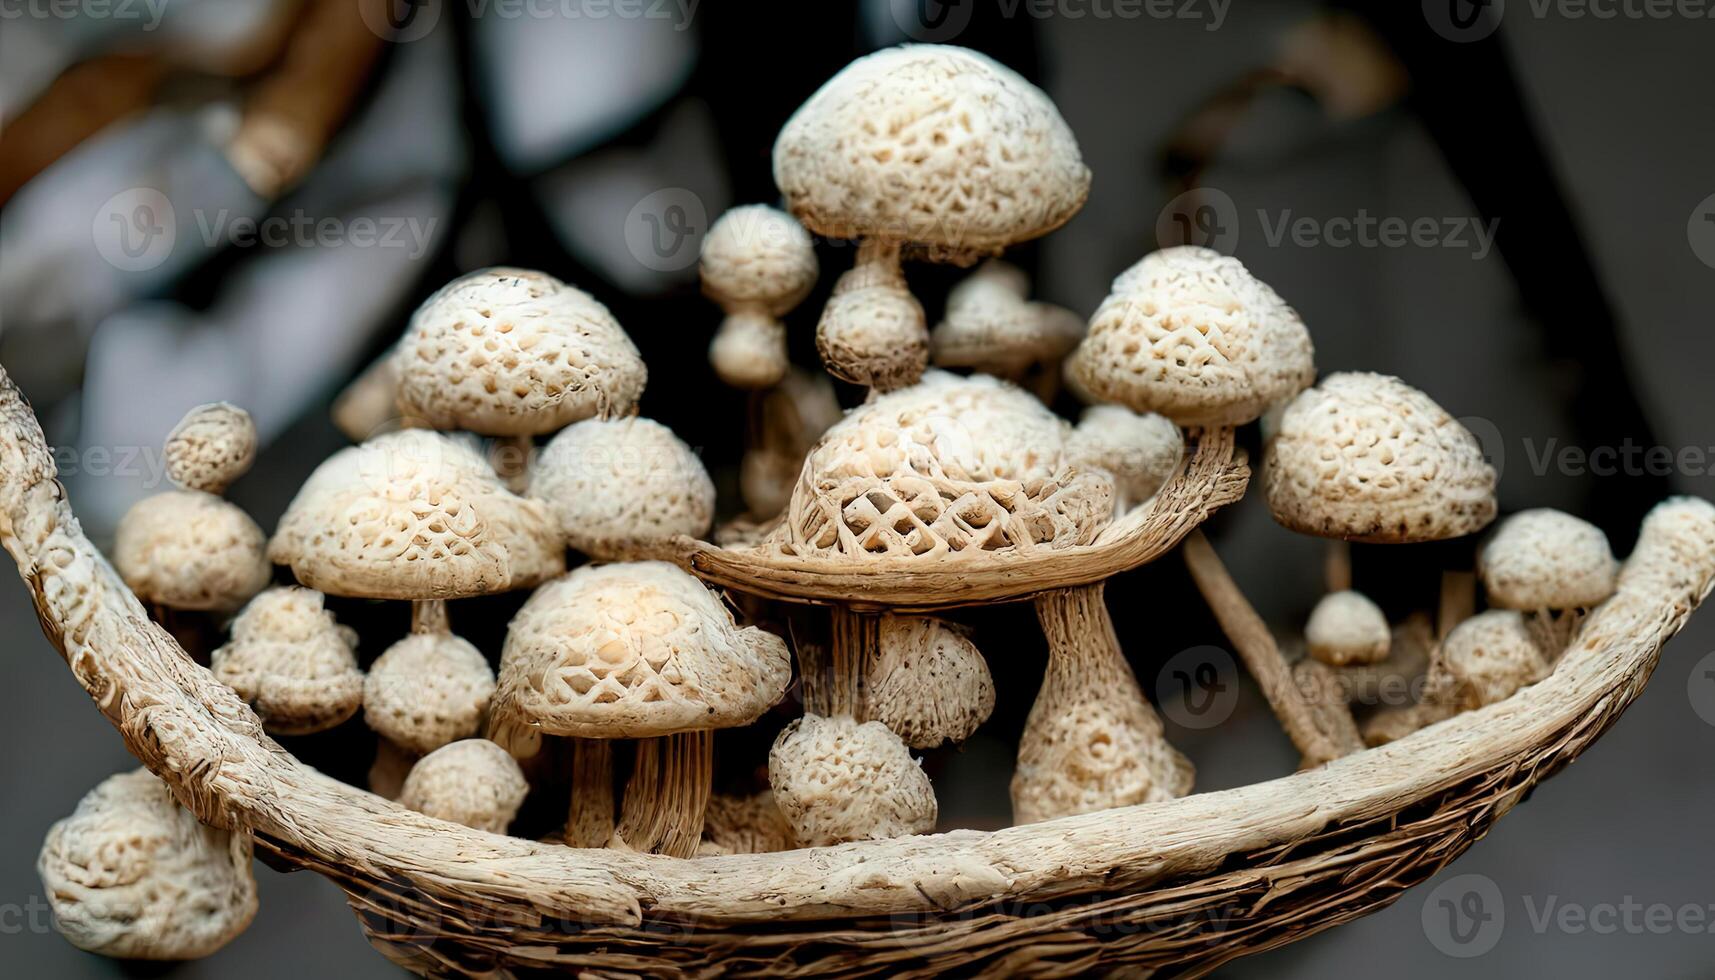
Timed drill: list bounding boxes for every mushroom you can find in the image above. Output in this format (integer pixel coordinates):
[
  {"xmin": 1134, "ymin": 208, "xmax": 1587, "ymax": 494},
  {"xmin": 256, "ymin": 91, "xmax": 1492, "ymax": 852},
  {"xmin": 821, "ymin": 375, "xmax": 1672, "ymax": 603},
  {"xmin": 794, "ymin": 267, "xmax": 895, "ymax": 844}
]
[
  {"xmin": 491, "ymin": 562, "xmax": 791, "ymax": 856},
  {"xmin": 392, "ymin": 267, "xmax": 647, "ymax": 488},
  {"xmin": 364, "ymin": 626, "xmax": 496, "ymax": 755},
  {"xmin": 1364, "ymin": 609, "xmax": 1551, "ymax": 745},
  {"xmin": 528, "ymin": 415, "xmax": 716, "ymax": 558},
  {"xmin": 1480, "ymin": 509, "xmax": 1619, "ymax": 656},
  {"xmin": 696, "ymin": 791, "xmax": 798, "ymax": 855},
  {"xmin": 398, "ymin": 738, "xmax": 529, "ymax": 834},
  {"xmin": 113, "ymin": 403, "xmax": 270, "ymax": 618},
  {"xmin": 1304, "ymin": 590, "xmax": 1391, "ymax": 667},
  {"xmin": 211, "ymin": 586, "xmax": 364, "ymax": 735},
  {"xmin": 930, "ymin": 261, "xmax": 1085, "ymax": 385},
  {"xmin": 699, "ymin": 205, "xmax": 820, "ymax": 389},
  {"xmin": 1069, "ymin": 246, "xmax": 1315, "ymax": 427},
  {"xmin": 774, "ymin": 45, "xmax": 1090, "ymax": 391},
  {"xmin": 866, "ymin": 614, "xmax": 995, "ymax": 750},
  {"xmin": 38, "ymin": 769, "xmax": 257, "ymax": 960},
  {"xmin": 769, "ymin": 714, "xmax": 937, "ymax": 847},
  {"xmin": 1066, "ymin": 404, "xmax": 1184, "ymax": 511}
]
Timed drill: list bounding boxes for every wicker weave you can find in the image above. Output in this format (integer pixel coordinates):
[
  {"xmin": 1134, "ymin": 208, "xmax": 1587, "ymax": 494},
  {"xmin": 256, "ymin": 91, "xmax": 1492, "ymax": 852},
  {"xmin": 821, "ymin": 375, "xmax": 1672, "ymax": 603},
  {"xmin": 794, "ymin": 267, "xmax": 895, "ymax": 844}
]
[{"xmin": 3, "ymin": 368, "xmax": 1711, "ymax": 978}]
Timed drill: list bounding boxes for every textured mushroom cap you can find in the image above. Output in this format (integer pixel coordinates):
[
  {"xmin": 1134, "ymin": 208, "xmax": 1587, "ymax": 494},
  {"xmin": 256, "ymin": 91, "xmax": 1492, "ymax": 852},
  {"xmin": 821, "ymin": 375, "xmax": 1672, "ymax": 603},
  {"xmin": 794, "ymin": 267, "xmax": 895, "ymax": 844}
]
[
  {"xmin": 1070, "ymin": 247, "xmax": 1315, "ymax": 426},
  {"xmin": 771, "ymin": 371, "xmax": 1114, "ymax": 560},
  {"xmin": 866, "ymin": 615, "xmax": 995, "ymax": 748},
  {"xmin": 710, "ymin": 311, "xmax": 789, "ymax": 389},
  {"xmin": 394, "ymin": 267, "xmax": 647, "ymax": 435},
  {"xmin": 494, "ymin": 562, "xmax": 791, "ymax": 739},
  {"xmin": 364, "ymin": 632, "xmax": 497, "ymax": 755},
  {"xmin": 164, "ymin": 402, "xmax": 256, "ymax": 494},
  {"xmin": 930, "ymin": 262, "xmax": 1035, "ymax": 370},
  {"xmin": 700, "ymin": 205, "xmax": 819, "ymax": 315},
  {"xmin": 697, "ymin": 791, "xmax": 798, "ymax": 855},
  {"xmin": 269, "ymin": 430, "xmax": 563, "ymax": 600},
  {"xmin": 815, "ymin": 268, "xmax": 930, "ymax": 390},
  {"xmin": 773, "ymin": 45, "xmax": 1090, "ymax": 258},
  {"xmin": 398, "ymin": 739, "xmax": 528, "ymax": 834},
  {"xmin": 1429, "ymin": 610, "xmax": 1551, "ymax": 710},
  {"xmin": 1481, "ymin": 509, "xmax": 1619, "ymax": 611},
  {"xmin": 530, "ymin": 416, "xmax": 716, "ymax": 559},
  {"xmin": 1264, "ymin": 373, "xmax": 1498, "ymax": 543},
  {"xmin": 768, "ymin": 714, "xmax": 937, "ymax": 847},
  {"xmin": 114, "ymin": 490, "xmax": 270, "ymax": 612},
  {"xmin": 211, "ymin": 587, "xmax": 364, "ymax": 735},
  {"xmin": 1304, "ymin": 590, "xmax": 1391, "ymax": 667},
  {"xmin": 37, "ymin": 769, "xmax": 257, "ymax": 960},
  {"xmin": 1067, "ymin": 405, "xmax": 1183, "ymax": 512}
]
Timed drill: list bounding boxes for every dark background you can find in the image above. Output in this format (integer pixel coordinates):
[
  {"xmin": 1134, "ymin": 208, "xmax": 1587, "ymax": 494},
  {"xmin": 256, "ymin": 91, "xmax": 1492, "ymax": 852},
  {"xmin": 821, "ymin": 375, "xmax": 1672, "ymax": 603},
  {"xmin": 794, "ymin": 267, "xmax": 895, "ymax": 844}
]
[{"xmin": 2, "ymin": 0, "xmax": 1714, "ymax": 976}]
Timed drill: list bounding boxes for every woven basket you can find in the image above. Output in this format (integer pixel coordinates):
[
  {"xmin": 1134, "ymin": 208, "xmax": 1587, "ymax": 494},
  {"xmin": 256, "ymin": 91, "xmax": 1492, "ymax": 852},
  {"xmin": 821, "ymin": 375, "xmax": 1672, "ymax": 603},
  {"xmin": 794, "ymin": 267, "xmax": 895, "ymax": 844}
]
[{"xmin": 4, "ymin": 370, "xmax": 1712, "ymax": 979}]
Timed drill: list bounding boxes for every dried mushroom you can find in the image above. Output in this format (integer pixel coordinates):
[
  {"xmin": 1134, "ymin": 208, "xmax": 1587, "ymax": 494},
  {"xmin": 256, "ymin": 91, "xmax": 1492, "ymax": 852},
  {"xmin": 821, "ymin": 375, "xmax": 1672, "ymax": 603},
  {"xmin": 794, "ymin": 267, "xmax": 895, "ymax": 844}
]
[
  {"xmin": 866, "ymin": 615, "xmax": 995, "ymax": 750},
  {"xmin": 700, "ymin": 205, "xmax": 819, "ymax": 389},
  {"xmin": 1305, "ymin": 590, "xmax": 1391, "ymax": 667},
  {"xmin": 697, "ymin": 791, "xmax": 797, "ymax": 856},
  {"xmin": 163, "ymin": 402, "xmax": 256, "ymax": 495},
  {"xmin": 1480, "ymin": 508, "xmax": 1618, "ymax": 654},
  {"xmin": 1067, "ymin": 404, "xmax": 1184, "ymax": 512},
  {"xmin": 212, "ymin": 586, "xmax": 364, "ymax": 735},
  {"xmin": 931, "ymin": 261, "xmax": 1084, "ymax": 382},
  {"xmin": 399, "ymin": 739, "xmax": 529, "ymax": 834},
  {"xmin": 769, "ymin": 715, "xmax": 937, "ymax": 847},
  {"xmin": 529, "ymin": 416, "xmax": 716, "ymax": 559}
]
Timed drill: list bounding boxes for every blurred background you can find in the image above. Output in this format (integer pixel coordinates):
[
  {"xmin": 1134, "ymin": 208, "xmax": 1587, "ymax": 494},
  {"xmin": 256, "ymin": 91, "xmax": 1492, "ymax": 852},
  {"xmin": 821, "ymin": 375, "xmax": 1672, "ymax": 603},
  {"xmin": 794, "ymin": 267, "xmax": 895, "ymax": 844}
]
[{"xmin": 3, "ymin": 0, "xmax": 1714, "ymax": 976}]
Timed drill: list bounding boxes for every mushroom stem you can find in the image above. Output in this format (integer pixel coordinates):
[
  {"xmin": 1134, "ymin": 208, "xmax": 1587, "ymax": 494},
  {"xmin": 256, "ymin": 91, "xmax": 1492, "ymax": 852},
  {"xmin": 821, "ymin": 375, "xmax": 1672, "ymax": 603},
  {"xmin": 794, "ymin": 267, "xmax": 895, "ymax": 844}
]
[
  {"xmin": 1437, "ymin": 569, "xmax": 1477, "ymax": 641},
  {"xmin": 1325, "ymin": 540, "xmax": 1353, "ymax": 593},
  {"xmin": 613, "ymin": 731, "xmax": 713, "ymax": 858},
  {"xmin": 803, "ymin": 605, "xmax": 875, "ymax": 717},
  {"xmin": 563, "ymin": 738, "xmax": 615, "ymax": 848},
  {"xmin": 1182, "ymin": 530, "xmax": 1362, "ymax": 767},
  {"xmin": 1525, "ymin": 608, "xmax": 1583, "ymax": 663},
  {"xmin": 491, "ymin": 434, "xmax": 532, "ymax": 493},
  {"xmin": 1011, "ymin": 584, "xmax": 1193, "ymax": 824},
  {"xmin": 411, "ymin": 599, "xmax": 449, "ymax": 636}
]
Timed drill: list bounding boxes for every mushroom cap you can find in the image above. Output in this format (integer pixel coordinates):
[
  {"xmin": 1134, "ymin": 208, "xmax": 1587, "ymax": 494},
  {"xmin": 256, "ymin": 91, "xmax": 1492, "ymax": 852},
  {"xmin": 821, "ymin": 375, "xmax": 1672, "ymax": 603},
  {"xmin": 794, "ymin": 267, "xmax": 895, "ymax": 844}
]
[
  {"xmin": 1264, "ymin": 372, "xmax": 1498, "ymax": 543},
  {"xmin": 866, "ymin": 615, "xmax": 995, "ymax": 749},
  {"xmin": 364, "ymin": 631, "xmax": 497, "ymax": 755},
  {"xmin": 710, "ymin": 311, "xmax": 789, "ymax": 389},
  {"xmin": 1069, "ymin": 246, "xmax": 1315, "ymax": 426},
  {"xmin": 929, "ymin": 261, "xmax": 1036, "ymax": 372},
  {"xmin": 493, "ymin": 562, "xmax": 791, "ymax": 739},
  {"xmin": 700, "ymin": 205, "xmax": 819, "ymax": 315},
  {"xmin": 398, "ymin": 739, "xmax": 528, "ymax": 834},
  {"xmin": 211, "ymin": 587, "xmax": 364, "ymax": 735},
  {"xmin": 1304, "ymin": 590, "xmax": 1391, "ymax": 667},
  {"xmin": 814, "ymin": 264, "xmax": 930, "ymax": 390},
  {"xmin": 37, "ymin": 769, "xmax": 257, "ymax": 960},
  {"xmin": 269, "ymin": 429, "xmax": 564, "ymax": 600},
  {"xmin": 114, "ymin": 490, "xmax": 271, "ymax": 612},
  {"xmin": 1066, "ymin": 404, "xmax": 1184, "ymax": 512},
  {"xmin": 697, "ymin": 791, "xmax": 798, "ymax": 855},
  {"xmin": 1481, "ymin": 509, "xmax": 1619, "ymax": 611},
  {"xmin": 530, "ymin": 416, "xmax": 716, "ymax": 559},
  {"xmin": 768, "ymin": 714, "xmax": 937, "ymax": 847},
  {"xmin": 394, "ymin": 267, "xmax": 647, "ymax": 436},
  {"xmin": 164, "ymin": 402, "xmax": 256, "ymax": 494},
  {"xmin": 773, "ymin": 45, "xmax": 1090, "ymax": 259},
  {"xmin": 1429, "ymin": 609, "xmax": 1551, "ymax": 710},
  {"xmin": 770, "ymin": 371, "xmax": 1114, "ymax": 561}
]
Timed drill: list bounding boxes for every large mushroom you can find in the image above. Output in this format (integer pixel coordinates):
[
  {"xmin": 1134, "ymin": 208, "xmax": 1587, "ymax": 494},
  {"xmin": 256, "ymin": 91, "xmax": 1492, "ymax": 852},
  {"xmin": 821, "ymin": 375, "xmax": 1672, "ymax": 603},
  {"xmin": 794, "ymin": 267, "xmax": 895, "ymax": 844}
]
[
  {"xmin": 211, "ymin": 586, "xmax": 364, "ymax": 735},
  {"xmin": 38, "ymin": 769, "xmax": 257, "ymax": 960},
  {"xmin": 491, "ymin": 561, "xmax": 791, "ymax": 857},
  {"xmin": 774, "ymin": 45, "xmax": 1091, "ymax": 391},
  {"xmin": 699, "ymin": 205, "xmax": 820, "ymax": 390}
]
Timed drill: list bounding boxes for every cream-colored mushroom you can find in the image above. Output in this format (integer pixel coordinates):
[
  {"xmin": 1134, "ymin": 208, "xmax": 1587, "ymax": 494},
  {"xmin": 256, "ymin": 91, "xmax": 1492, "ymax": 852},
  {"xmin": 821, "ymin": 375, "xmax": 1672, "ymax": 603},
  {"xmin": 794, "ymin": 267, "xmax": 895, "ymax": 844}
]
[
  {"xmin": 1067, "ymin": 404, "xmax": 1184, "ymax": 512},
  {"xmin": 769, "ymin": 715, "xmax": 936, "ymax": 847},
  {"xmin": 364, "ymin": 628, "xmax": 496, "ymax": 755},
  {"xmin": 211, "ymin": 586, "xmax": 364, "ymax": 735},
  {"xmin": 696, "ymin": 791, "xmax": 798, "ymax": 855},
  {"xmin": 164, "ymin": 402, "xmax": 256, "ymax": 494},
  {"xmin": 931, "ymin": 261, "xmax": 1084, "ymax": 383},
  {"xmin": 775, "ymin": 45, "xmax": 1090, "ymax": 390},
  {"xmin": 1480, "ymin": 509, "xmax": 1619, "ymax": 655},
  {"xmin": 490, "ymin": 562, "xmax": 791, "ymax": 856},
  {"xmin": 399, "ymin": 739, "xmax": 529, "ymax": 834},
  {"xmin": 1069, "ymin": 246, "xmax": 1315, "ymax": 427},
  {"xmin": 700, "ymin": 205, "xmax": 820, "ymax": 389},
  {"xmin": 866, "ymin": 615, "xmax": 995, "ymax": 750},
  {"xmin": 38, "ymin": 769, "xmax": 257, "ymax": 960},
  {"xmin": 528, "ymin": 416, "xmax": 715, "ymax": 560},
  {"xmin": 1304, "ymin": 590, "xmax": 1390, "ymax": 667},
  {"xmin": 392, "ymin": 267, "xmax": 647, "ymax": 487},
  {"xmin": 1364, "ymin": 609, "xmax": 1551, "ymax": 745}
]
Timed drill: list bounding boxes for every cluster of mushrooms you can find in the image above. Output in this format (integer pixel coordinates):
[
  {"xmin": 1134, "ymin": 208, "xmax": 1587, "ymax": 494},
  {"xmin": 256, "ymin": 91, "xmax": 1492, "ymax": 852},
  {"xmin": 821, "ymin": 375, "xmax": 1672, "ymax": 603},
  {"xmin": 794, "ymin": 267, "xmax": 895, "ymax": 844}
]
[{"xmin": 38, "ymin": 43, "xmax": 1627, "ymax": 961}]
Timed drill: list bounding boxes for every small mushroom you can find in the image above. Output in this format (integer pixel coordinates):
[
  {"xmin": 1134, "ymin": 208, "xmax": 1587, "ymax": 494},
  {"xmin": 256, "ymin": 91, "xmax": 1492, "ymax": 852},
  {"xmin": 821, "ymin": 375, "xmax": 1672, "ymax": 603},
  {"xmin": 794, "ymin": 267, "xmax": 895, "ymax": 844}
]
[
  {"xmin": 1364, "ymin": 609, "xmax": 1551, "ymax": 745},
  {"xmin": 775, "ymin": 45, "xmax": 1090, "ymax": 390},
  {"xmin": 163, "ymin": 402, "xmax": 256, "ymax": 495},
  {"xmin": 490, "ymin": 562, "xmax": 791, "ymax": 856},
  {"xmin": 529, "ymin": 416, "xmax": 716, "ymax": 559},
  {"xmin": 1480, "ymin": 509, "xmax": 1619, "ymax": 656},
  {"xmin": 697, "ymin": 791, "xmax": 798, "ymax": 855},
  {"xmin": 700, "ymin": 205, "xmax": 820, "ymax": 389},
  {"xmin": 1066, "ymin": 404, "xmax": 1183, "ymax": 512},
  {"xmin": 865, "ymin": 615, "xmax": 995, "ymax": 750},
  {"xmin": 364, "ymin": 628, "xmax": 496, "ymax": 756},
  {"xmin": 392, "ymin": 267, "xmax": 647, "ymax": 487},
  {"xmin": 931, "ymin": 261, "xmax": 1084, "ymax": 383},
  {"xmin": 769, "ymin": 714, "xmax": 936, "ymax": 847},
  {"xmin": 1304, "ymin": 590, "xmax": 1391, "ymax": 667},
  {"xmin": 211, "ymin": 586, "xmax": 364, "ymax": 735},
  {"xmin": 1069, "ymin": 246, "xmax": 1315, "ymax": 427},
  {"xmin": 38, "ymin": 769, "xmax": 257, "ymax": 960},
  {"xmin": 398, "ymin": 739, "xmax": 529, "ymax": 834}
]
